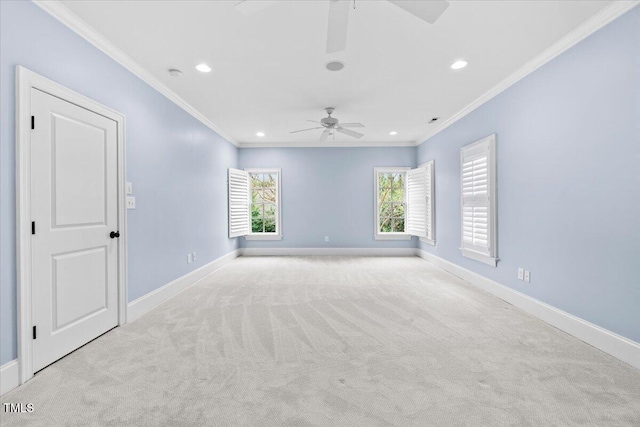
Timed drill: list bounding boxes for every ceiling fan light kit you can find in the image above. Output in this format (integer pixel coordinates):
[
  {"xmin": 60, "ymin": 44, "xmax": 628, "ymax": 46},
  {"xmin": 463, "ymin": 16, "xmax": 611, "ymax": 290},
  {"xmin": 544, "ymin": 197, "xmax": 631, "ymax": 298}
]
[{"xmin": 290, "ymin": 107, "xmax": 365, "ymax": 142}]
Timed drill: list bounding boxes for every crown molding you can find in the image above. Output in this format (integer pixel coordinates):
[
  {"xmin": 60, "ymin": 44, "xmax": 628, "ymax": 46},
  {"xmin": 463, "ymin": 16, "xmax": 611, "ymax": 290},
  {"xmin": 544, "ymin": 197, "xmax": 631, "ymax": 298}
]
[
  {"xmin": 238, "ymin": 140, "xmax": 417, "ymax": 148},
  {"xmin": 33, "ymin": 0, "xmax": 240, "ymax": 147},
  {"xmin": 415, "ymin": 0, "xmax": 640, "ymax": 147},
  {"xmin": 33, "ymin": 0, "xmax": 638, "ymax": 151}
]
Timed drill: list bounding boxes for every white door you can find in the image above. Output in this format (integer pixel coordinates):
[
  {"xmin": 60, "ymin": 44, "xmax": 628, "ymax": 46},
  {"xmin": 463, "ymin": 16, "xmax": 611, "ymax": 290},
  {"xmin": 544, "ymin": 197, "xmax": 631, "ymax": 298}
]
[{"xmin": 30, "ymin": 88, "xmax": 119, "ymax": 372}]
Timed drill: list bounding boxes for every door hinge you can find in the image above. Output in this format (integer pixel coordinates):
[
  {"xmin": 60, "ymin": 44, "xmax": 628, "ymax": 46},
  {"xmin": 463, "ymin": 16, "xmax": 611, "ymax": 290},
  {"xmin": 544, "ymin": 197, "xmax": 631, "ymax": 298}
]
[
  {"xmin": 31, "ymin": 116, "xmax": 35, "ymax": 130},
  {"xmin": 33, "ymin": 326, "xmax": 37, "ymax": 340},
  {"xmin": 32, "ymin": 221, "xmax": 35, "ymax": 235}
]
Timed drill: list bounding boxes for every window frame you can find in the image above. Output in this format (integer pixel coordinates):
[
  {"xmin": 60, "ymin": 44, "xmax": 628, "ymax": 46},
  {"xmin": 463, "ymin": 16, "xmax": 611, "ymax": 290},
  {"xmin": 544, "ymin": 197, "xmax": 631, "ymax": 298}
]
[
  {"xmin": 245, "ymin": 168, "xmax": 282, "ymax": 241},
  {"xmin": 417, "ymin": 160, "xmax": 436, "ymax": 246},
  {"xmin": 374, "ymin": 167, "xmax": 411, "ymax": 241},
  {"xmin": 460, "ymin": 134, "xmax": 497, "ymax": 266}
]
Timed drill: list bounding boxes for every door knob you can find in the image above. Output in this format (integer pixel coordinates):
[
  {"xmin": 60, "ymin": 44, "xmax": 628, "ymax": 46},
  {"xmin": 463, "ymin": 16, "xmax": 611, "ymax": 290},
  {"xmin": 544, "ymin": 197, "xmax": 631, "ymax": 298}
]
[{"xmin": 110, "ymin": 231, "xmax": 120, "ymax": 239}]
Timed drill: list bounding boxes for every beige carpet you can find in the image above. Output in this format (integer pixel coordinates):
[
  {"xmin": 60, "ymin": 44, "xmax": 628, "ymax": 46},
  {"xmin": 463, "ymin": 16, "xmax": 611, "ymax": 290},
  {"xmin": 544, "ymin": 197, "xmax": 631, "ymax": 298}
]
[{"xmin": 2, "ymin": 256, "xmax": 639, "ymax": 426}]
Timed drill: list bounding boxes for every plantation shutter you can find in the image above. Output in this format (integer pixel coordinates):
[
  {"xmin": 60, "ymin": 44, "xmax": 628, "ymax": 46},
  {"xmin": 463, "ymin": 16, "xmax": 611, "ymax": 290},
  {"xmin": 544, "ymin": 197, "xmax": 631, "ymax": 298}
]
[
  {"xmin": 423, "ymin": 162, "xmax": 434, "ymax": 241},
  {"xmin": 461, "ymin": 135, "xmax": 497, "ymax": 265},
  {"xmin": 406, "ymin": 166, "xmax": 429, "ymax": 238},
  {"xmin": 228, "ymin": 168, "xmax": 250, "ymax": 238},
  {"xmin": 426, "ymin": 163, "xmax": 434, "ymax": 240}
]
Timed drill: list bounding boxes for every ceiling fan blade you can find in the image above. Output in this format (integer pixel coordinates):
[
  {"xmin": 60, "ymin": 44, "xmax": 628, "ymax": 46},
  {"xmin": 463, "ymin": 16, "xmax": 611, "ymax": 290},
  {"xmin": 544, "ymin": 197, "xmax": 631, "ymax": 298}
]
[
  {"xmin": 387, "ymin": 0, "xmax": 449, "ymax": 24},
  {"xmin": 326, "ymin": 0, "xmax": 350, "ymax": 54},
  {"xmin": 307, "ymin": 120, "xmax": 322, "ymax": 124},
  {"xmin": 319, "ymin": 130, "xmax": 331, "ymax": 142},
  {"xmin": 235, "ymin": 0, "xmax": 278, "ymax": 15},
  {"xmin": 290, "ymin": 127, "xmax": 323, "ymax": 134},
  {"xmin": 339, "ymin": 123, "xmax": 364, "ymax": 128},
  {"xmin": 337, "ymin": 127, "xmax": 364, "ymax": 139}
]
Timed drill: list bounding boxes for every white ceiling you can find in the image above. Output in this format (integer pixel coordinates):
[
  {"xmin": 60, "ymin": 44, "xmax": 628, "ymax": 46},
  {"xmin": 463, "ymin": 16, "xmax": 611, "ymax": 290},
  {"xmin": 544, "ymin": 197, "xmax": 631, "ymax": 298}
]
[{"xmin": 60, "ymin": 0, "xmax": 613, "ymax": 146}]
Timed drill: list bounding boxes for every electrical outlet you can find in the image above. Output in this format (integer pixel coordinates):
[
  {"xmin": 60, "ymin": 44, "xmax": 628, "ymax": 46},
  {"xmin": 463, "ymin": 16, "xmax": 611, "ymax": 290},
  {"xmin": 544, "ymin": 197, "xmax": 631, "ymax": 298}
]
[
  {"xmin": 187, "ymin": 253, "xmax": 192, "ymax": 264},
  {"xmin": 524, "ymin": 270, "xmax": 530, "ymax": 283},
  {"xmin": 518, "ymin": 268, "xmax": 524, "ymax": 280},
  {"xmin": 192, "ymin": 252, "xmax": 196, "ymax": 261},
  {"xmin": 325, "ymin": 236, "xmax": 329, "ymax": 242},
  {"xmin": 126, "ymin": 196, "xmax": 136, "ymax": 209}
]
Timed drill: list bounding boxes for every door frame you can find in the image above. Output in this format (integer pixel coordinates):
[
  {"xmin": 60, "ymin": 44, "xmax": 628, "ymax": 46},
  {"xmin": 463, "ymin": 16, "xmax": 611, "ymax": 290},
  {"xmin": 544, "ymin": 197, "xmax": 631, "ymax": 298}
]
[{"xmin": 15, "ymin": 66, "xmax": 128, "ymax": 385}]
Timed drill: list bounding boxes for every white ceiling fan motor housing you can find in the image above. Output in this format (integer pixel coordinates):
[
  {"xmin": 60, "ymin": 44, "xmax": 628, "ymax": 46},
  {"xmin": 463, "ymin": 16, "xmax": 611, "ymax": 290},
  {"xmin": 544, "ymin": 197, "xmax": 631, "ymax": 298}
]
[{"xmin": 321, "ymin": 117, "xmax": 339, "ymax": 128}]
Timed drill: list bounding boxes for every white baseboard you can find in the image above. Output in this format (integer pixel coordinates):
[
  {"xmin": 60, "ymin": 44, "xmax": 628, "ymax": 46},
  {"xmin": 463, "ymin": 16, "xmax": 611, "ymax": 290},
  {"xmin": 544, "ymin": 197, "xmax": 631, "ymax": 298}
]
[
  {"xmin": 127, "ymin": 249, "xmax": 240, "ymax": 322},
  {"xmin": 1, "ymin": 360, "xmax": 20, "ymax": 396},
  {"xmin": 416, "ymin": 249, "xmax": 640, "ymax": 370},
  {"xmin": 239, "ymin": 247, "xmax": 417, "ymax": 257}
]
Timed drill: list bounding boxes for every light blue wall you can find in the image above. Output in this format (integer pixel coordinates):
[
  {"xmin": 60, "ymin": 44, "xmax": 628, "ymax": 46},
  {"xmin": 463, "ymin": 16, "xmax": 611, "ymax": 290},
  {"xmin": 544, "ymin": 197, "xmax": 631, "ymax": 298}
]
[
  {"xmin": 0, "ymin": 1, "xmax": 238, "ymax": 364},
  {"xmin": 239, "ymin": 147, "xmax": 417, "ymax": 249},
  {"xmin": 417, "ymin": 7, "xmax": 640, "ymax": 343},
  {"xmin": 2, "ymin": 1, "xmax": 637, "ymax": 368}
]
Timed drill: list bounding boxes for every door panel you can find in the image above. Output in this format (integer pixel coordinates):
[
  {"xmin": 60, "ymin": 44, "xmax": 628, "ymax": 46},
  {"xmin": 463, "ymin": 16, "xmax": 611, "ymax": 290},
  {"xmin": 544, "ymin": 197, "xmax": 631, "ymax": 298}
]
[
  {"xmin": 31, "ymin": 88, "xmax": 119, "ymax": 372},
  {"xmin": 52, "ymin": 113, "xmax": 107, "ymax": 228},
  {"xmin": 52, "ymin": 246, "xmax": 108, "ymax": 331}
]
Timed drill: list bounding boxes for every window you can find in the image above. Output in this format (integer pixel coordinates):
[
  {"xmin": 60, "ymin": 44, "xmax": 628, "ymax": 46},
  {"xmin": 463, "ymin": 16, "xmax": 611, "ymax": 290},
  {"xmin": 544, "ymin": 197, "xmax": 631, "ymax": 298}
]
[
  {"xmin": 460, "ymin": 134, "xmax": 497, "ymax": 266},
  {"xmin": 407, "ymin": 161, "xmax": 435, "ymax": 245},
  {"xmin": 374, "ymin": 168, "xmax": 410, "ymax": 240},
  {"xmin": 375, "ymin": 168, "xmax": 408, "ymax": 239},
  {"xmin": 375, "ymin": 165, "xmax": 434, "ymax": 241},
  {"xmin": 249, "ymin": 170, "xmax": 280, "ymax": 236},
  {"xmin": 227, "ymin": 168, "xmax": 282, "ymax": 240}
]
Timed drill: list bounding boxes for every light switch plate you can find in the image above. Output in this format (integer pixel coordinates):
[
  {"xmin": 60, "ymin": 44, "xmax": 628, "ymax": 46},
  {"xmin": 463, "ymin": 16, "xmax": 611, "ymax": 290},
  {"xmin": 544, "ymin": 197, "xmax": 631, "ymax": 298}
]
[
  {"xmin": 126, "ymin": 196, "xmax": 136, "ymax": 209},
  {"xmin": 524, "ymin": 270, "xmax": 530, "ymax": 283},
  {"xmin": 126, "ymin": 182, "xmax": 133, "ymax": 195},
  {"xmin": 518, "ymin": 268, "xmax": 524, "ymax": 280}
]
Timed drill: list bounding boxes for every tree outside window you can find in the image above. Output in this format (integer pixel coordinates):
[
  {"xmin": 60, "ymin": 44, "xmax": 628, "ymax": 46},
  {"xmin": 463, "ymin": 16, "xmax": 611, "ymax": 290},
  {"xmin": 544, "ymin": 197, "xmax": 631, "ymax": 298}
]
[
  {"xmin": 250, "ymin": 172, "xmax": 278, "ymax": 233},
  {"xmin": 378, "ymin": 172, "xmax": 406, "ymax": 233}
]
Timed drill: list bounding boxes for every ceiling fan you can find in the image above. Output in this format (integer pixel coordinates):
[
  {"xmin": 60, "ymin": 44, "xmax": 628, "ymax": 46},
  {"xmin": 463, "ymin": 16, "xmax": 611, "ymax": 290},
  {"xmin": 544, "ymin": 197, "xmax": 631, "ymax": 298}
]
[
  {"xmin": 290, "ymin": 107, "xmax": 365, "ymax": 142},
  {"xmin": 235, "ymin": 0, "xmax": 449, "ymax": 54}
]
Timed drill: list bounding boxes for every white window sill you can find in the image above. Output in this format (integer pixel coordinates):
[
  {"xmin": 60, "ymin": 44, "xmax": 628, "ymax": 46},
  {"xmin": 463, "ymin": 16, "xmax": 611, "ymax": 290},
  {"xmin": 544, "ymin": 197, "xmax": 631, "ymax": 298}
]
[
  {"xmin": 245, "ymin": 234, "xmax": 283, "ymax": 241},
  {"xmin": 374, "ymin": 233, "xmax": 412, "ymax": 241},
  {"xmin": 460, "ymin": 248, "xmax": 498, "ymax": 266},
  {"xmin": 420, "ymin": 237, "xmax": 436, "ymax": 246}
]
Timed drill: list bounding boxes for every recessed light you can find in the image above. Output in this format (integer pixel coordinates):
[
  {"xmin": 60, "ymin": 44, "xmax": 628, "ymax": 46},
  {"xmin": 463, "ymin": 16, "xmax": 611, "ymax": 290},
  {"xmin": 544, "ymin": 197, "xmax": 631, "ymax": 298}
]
[
  {"xmin": 389, "ymin": 131, "xmax": 398, "ymax": 136},
  {"xmin": 451, "ymin": 60, "xmax": 468, "ymax": 70},
  {"xmin": 195, "ymin": 63, "xmax": 212, "ymax": 73},
  {"xmin": 325, "ymin": 61, "xmax": 345, "ymax": 72},
  {"xmin": 168, "ymin": 69, "xmax": 182, "ymax": 77},
  {"xmin": 256, "ymin": 132, "xmax": 265, "ymax": 137}
]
